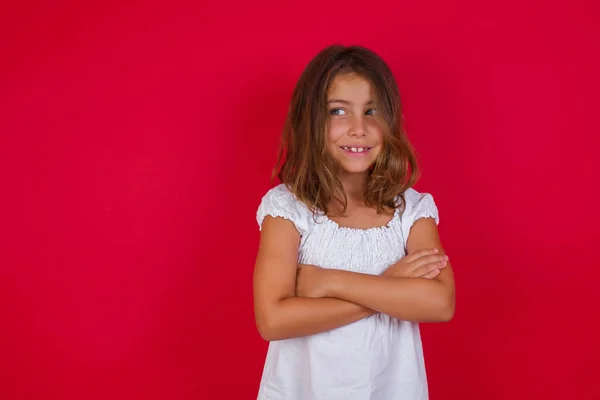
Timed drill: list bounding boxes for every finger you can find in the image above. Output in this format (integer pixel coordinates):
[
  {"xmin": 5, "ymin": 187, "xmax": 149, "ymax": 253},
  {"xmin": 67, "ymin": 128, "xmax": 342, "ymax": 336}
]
[
  {"xmin": 404, "ymin": 248, "xmax": 439, "ymax": 263},
  {"xmin": 421, "ymin": 269, "xmax": 441, "ymax": 279},
  {"xmin": 413, "ymin": 258, "xmax": 448, "ymax": 276},
  {"xmin": 411, "ymin": 254, "xmax": 448, "ymax": 270}
]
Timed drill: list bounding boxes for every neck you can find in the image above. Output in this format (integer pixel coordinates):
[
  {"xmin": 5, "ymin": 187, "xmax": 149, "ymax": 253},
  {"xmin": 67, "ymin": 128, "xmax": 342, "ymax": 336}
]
[{"xmin": 339, "ymin": 171, "xmax": 369, "ymax": 202}]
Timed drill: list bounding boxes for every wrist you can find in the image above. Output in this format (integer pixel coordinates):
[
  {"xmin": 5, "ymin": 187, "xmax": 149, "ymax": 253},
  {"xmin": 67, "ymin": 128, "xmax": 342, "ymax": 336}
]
[{"xmin": 324, "ymin": 269, "xmax": 346, "ymax": 298}]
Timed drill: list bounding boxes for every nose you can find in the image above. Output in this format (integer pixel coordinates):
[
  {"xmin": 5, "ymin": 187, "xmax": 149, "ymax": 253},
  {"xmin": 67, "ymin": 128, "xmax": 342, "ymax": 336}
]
[{"xmin": 349, "ymin": 115, "xmax": 367, "ymax": 137}]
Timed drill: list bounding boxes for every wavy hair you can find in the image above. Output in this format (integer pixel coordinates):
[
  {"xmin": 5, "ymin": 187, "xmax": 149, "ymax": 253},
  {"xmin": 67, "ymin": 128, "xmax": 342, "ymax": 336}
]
[{"xmin": 272, "ymin": 44, "xmax": 421, "ymax": 216}]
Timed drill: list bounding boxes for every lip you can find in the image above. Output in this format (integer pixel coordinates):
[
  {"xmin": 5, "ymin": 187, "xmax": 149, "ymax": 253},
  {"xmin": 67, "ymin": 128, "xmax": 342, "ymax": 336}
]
[{"xmin": 339, "ymin": 145, "xmax": 372, "ymax": 156}]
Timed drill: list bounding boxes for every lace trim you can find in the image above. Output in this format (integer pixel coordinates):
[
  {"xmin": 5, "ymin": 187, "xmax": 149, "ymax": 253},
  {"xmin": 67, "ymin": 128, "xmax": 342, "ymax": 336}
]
[{"xmin": 257, "ymin": 210, "xmax": 302, "ymax": 232}]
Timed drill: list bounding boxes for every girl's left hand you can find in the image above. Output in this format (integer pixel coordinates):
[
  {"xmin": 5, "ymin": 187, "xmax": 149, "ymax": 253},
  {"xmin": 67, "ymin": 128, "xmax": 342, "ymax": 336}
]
[{"xmin": 296, "ymin": 264, "xmax": 332, "ymax": 299}]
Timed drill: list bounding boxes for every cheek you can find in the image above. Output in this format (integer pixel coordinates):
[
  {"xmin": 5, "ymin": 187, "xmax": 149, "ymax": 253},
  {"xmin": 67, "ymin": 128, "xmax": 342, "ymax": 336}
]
[
  {"xmin": 327, "ymin": 119, "xmax": 346, "ymax": 143},
  {"xmin": 366, "ymin": 121, "xmax": 384, "ymax": 142}
]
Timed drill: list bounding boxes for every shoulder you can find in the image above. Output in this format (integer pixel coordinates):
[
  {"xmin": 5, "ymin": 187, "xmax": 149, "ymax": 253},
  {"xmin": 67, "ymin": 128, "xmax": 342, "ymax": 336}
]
[
  {"xmin": 258, "ymin": 184, "xmax": 305, "ymax": 213},
  {"xmin": 260, "ymin": 183, "xmax": 296, "ymax": 202},
  {"xmin": 256, "ymin": 184, "xmax": 312, "ymax": 235},
  {"xmin": 399, "ymin": 187, "xmax": 440, "ymax": 226}
]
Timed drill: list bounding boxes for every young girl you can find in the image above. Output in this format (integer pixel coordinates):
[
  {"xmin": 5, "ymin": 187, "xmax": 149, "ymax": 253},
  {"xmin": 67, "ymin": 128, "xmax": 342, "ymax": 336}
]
[{"xmin": 253, "ymin": 45, "xmax": 455, "ymax": 400}]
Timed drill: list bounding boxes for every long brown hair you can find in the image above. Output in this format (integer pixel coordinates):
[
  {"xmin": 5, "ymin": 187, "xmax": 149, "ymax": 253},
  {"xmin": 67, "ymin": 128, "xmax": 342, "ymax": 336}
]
[{"xmin": 272, "ymin": 44, "xmax": 421, "ymax": 216}]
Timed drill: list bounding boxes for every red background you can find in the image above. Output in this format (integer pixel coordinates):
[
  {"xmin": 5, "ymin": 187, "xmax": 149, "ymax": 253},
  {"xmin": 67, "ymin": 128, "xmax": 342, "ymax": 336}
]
[{"xmin": 1, "ymin": 1, "xmax": 599, "ymax": 399}]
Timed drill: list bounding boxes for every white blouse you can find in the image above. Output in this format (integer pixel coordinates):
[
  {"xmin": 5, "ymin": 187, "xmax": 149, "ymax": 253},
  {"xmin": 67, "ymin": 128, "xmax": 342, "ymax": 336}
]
[{"xmin": 256, "ymin": 183, "xmax": 440, "ymax": 400}]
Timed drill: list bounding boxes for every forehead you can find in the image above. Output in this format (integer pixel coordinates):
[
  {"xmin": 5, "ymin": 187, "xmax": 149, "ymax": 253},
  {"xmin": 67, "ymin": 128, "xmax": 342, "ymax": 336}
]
[{"xmin": 327, "ymin": 73, "xmax": 374, "ymax": 103}]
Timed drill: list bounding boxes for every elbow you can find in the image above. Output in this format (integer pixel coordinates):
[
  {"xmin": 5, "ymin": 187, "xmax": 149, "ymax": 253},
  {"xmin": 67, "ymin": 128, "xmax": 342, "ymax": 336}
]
[
  {"xmin": 256, "ymin": 313, "xmax": 285, "ymax": 342},
  {"xmin": 255, "ymin": 296, "xmax": 297, "ymax": 341},
  {"xmin": 428, "ymin": 280, "xmax": 455, "ymax": 322},
  {"xmin": 437, "ymin": 295, "xmax": 455, "ymax": 322},
  {"xmin": 256, "ymin": 316, "xmax": 274, "ymax": 341},
  {"xmin": 257, "ymin": 321, "xmax": 278, "ymax": 341},
  {"xmin": 255, "ymin": 298, "xmax": 294, "ymax": 341},
  {"xmin": 257, "ymin": 321, "xmax": 288, "ymax": 342},
  {"xmin": 257, "ymin": 328, "xmax": 273, "ymax": 342},
  {"xmin": 438, "ymin": 303, "xmax": 455, "ymax": 322}
]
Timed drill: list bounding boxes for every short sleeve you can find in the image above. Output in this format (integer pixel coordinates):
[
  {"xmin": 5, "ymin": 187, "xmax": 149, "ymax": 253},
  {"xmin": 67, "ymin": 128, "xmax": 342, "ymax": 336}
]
[
  {"xmin": 256, "ymin": 184, "xmax": 310, "ymax": 236},
  {"xmin": 400, "ymin": 188, "xmax": 440, "ymax": 243},
  {"xmin": 412, "ymin": 192, "xmax": 439, "ymax": 226}
]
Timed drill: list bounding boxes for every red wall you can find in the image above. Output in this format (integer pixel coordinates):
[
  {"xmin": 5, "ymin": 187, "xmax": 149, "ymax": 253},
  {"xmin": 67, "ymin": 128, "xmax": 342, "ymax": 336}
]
[{"xmin": 1, "ymin": 1, "xmax": 599, "ymax": 399}]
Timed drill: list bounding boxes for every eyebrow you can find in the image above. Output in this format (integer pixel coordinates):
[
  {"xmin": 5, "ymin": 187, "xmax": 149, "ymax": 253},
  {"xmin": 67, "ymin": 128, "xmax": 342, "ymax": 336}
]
[{"xmin": 327, "ymin": 99, "xmax": 374, "ymax": 105}]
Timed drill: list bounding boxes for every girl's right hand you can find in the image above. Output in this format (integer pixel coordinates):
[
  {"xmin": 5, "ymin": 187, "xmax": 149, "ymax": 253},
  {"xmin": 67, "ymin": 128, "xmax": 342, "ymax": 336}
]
[{"xmin": 382, "ymin": 249, "xmax": 448, "ymax": 279}]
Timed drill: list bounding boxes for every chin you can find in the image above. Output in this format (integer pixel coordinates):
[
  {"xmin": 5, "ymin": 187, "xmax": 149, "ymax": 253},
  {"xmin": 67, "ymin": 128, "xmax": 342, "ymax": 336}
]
[{"xmin": 338, "ymin": 162, "xmax": 373, "ymax": 175}]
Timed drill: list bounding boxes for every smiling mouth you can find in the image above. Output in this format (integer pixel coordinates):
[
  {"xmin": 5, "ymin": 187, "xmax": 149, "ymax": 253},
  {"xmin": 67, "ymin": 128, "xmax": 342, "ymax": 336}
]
[{"xmin": 340, "ymin": 146, "xmax": 371, "ymax": 153}]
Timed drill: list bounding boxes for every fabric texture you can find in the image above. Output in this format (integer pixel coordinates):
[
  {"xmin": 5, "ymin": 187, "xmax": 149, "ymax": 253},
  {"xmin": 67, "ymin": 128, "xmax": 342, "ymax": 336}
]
[{"xmin": 256, "ymin": 183, "xmax": 439, "ymax": 400}]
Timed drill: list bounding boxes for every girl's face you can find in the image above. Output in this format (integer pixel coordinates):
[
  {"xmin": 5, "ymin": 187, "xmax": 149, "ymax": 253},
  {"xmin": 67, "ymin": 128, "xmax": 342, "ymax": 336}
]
[{"xmin": 326, "ymin": 73, "xmax": 384, "ymax": 176}]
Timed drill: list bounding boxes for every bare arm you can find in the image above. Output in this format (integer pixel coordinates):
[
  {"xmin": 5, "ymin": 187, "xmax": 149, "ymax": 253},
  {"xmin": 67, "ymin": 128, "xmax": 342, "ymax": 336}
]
[
  {"xmin": 253, "ymin": 215, "xmax": 376, "ymax": 341},
  {"xmin": 322, "ymin": 217, "xmax": 456, "ymax": 322}
]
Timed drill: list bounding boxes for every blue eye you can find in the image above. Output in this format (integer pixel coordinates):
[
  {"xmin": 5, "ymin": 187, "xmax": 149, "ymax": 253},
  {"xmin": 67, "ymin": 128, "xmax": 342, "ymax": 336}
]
[
  {"xmin": 366, "ymin": 108, "xmax": 377, "ymax": 116},
  {"xmin": 329, "ymin": 108, "xmax": 346, "ymax": 116}
]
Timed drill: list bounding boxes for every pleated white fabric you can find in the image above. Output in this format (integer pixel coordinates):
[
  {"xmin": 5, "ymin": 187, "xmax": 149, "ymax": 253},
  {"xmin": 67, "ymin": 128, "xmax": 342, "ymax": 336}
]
[{"xmin": 256, "ymin": 184, "xmax": 440, "ymax": 400}]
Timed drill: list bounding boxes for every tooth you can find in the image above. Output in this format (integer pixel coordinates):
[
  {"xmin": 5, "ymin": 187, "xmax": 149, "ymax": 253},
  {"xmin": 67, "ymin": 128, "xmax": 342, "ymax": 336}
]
[
  {"xmin": 358, "ymin": 148, "xmax": 364, "ymax": 152},
  {"xmin": 351, "ymin": 147, "xmax": 357, "ymax": 152}
]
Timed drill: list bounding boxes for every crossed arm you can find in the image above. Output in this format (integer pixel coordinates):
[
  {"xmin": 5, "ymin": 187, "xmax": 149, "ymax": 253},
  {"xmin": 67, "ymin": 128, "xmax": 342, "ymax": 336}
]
[{"xmin": 252, "ymin": 216, "xmax": 456, "ymax": 341}]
